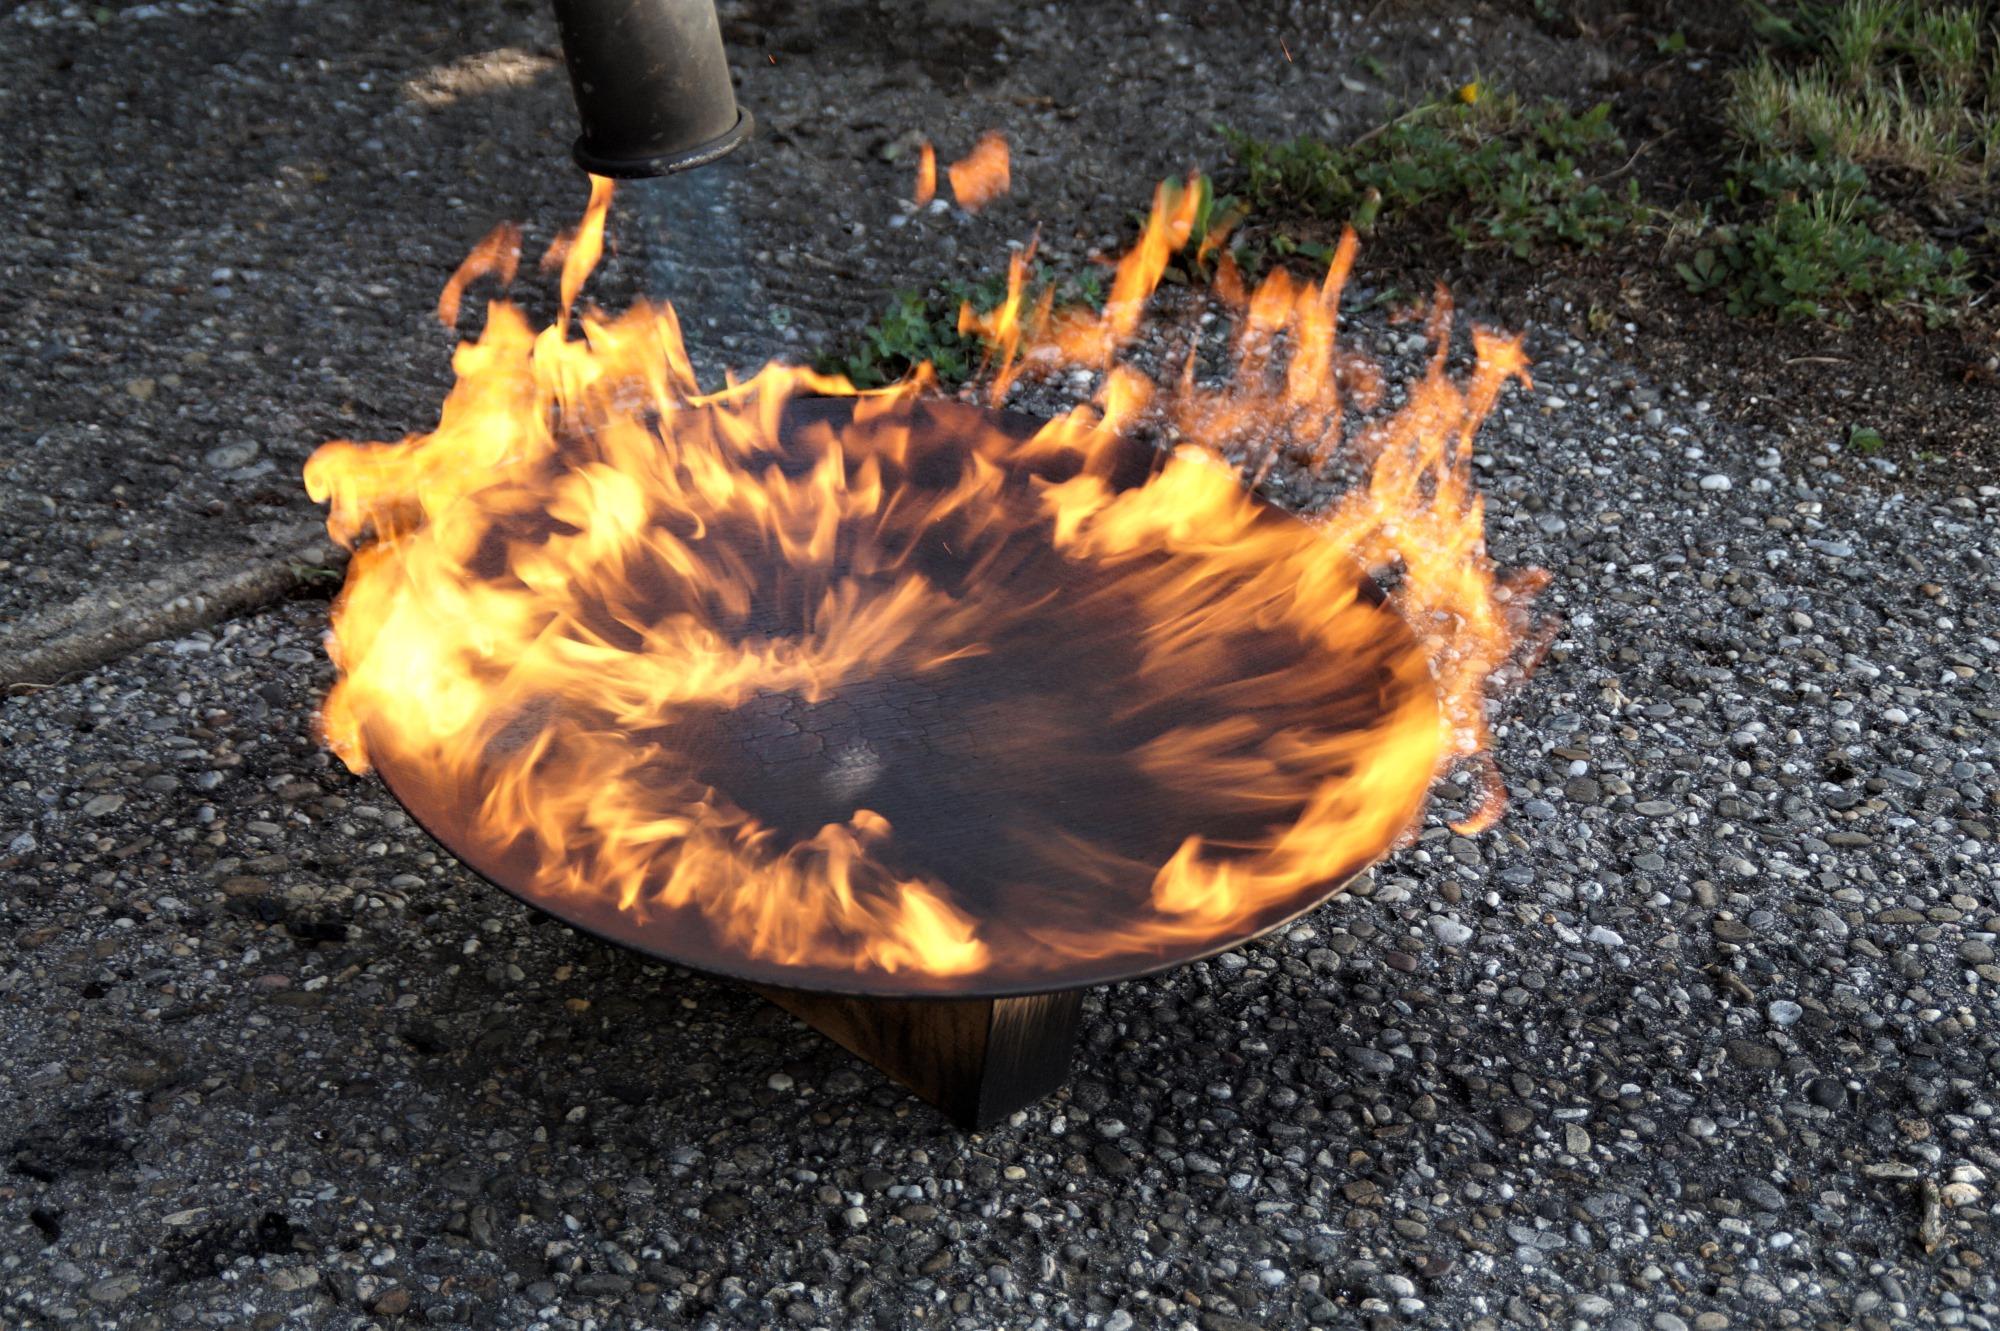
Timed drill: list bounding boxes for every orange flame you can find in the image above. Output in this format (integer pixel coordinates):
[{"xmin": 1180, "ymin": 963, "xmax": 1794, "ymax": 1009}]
[
  {"xmin": 305, "ymin": 168, "xmax": 1540, "ymax": 987},
  {"xmin": 436, "ymin": 222, "xmax": 521, "ymax": 328},
  {"xmin": 913, "ymin": 141, "xmax": 937, "ymax": 207},
  {"xmin": 946, "ymin": 131, "xmax": 1010, "ymax": 212}
]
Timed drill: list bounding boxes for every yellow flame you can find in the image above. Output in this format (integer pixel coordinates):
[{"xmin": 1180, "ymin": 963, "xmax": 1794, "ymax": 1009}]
[{"xmin": 304, "ymin": 162, "xmax": 1540, "ymax": 985}]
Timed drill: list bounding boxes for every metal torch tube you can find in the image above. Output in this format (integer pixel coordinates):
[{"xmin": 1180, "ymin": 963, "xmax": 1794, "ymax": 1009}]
[{"xmin": 549, "ymin": 0, "xmax": 752, "ymax": 178}]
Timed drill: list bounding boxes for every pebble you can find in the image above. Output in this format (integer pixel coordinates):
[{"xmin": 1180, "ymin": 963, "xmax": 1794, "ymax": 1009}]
[
  {"xmin": 86, "ymin": 1276, "xmax": 139, "ymax": 1306},
  {"xmin": 1431, "ymin": 916, "xmax": 1474, "ymax": 946},
  {"xmin": 1725, "ymin": 1039, "xmax": 1782, "ymax": 1069},
  {"xmin": 202, "ymin": 440, "xmax": 260, "ymax": 470}
]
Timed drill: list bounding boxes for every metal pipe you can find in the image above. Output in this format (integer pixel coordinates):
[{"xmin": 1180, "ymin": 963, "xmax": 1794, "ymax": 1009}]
[{"xmin": 549, "ymin": 0, "xmax": 752, "ymax": 178}]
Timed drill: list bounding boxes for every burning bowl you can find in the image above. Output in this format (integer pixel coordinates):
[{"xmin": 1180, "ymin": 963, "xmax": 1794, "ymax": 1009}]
[
  {"xmin": 306, "ymin": 176, "xmax": 1531, "ymax": 1125},
  {"xmin": 360, "ymin": 393, "xmax": 1441, "ymax": 1001}
]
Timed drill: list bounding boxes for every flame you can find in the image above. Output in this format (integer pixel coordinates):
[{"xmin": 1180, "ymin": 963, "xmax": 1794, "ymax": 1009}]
[
  {"xmin": 305, "ymin": 166, "xmax": 1540, "ymax": 989},
  {"xmin": 436, "ymin": 222, "xmax": 521, "ymax": 329},
  {"xmin": 913, "ymin": 141, "xmax": 937, "ymax": 207},
  {"xmin": 946, "ymin": 131, "xmax": 1010, "ymax": 212}
]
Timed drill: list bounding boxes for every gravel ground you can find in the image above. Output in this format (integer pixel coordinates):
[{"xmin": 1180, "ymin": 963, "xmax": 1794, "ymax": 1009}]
[
  {"xmin": 5, "ymin": 1, "xmax": 2000, "ymax": 1329},
  {"xmin": 5, "ymin": 316, "xmax": 1998, "ymax": 1328}
]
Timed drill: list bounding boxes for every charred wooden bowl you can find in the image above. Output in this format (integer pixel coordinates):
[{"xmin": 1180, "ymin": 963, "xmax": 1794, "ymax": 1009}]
[{"xmin": 366, "ymin": 396, "xmax": 1438, "ymax": 1126}]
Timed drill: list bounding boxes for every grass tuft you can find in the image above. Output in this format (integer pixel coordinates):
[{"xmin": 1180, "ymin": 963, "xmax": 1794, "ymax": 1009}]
[
  {"xmin": 1686, "ymin": 0, "xmax": 1996, "ymax": 323},
  {"xmin": 1726, "ymin": 1, "xmax": 1999, "ymax": 184}
]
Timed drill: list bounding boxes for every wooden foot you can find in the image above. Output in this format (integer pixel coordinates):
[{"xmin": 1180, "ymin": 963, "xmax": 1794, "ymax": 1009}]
[{"xmin": 752, "ymin": 987, "xmax": 1083, "ymax": 1130}]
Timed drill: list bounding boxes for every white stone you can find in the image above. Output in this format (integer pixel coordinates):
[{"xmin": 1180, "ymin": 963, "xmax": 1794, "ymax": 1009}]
[{"xmin": 1431, "ymin": 917, "xmax": 1475, "ymax": 947}]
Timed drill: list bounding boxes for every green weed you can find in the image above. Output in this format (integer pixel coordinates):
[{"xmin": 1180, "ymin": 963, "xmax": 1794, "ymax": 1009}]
[
  {"xmin": 1692, "ymin": 0, "xmax": 1991, "ymax": 324},
  {"xmin": 1142, "ymin": 175, "xmax": 1247, "ymax": 281},
  {"xmin": 820, "ymin": 268, "xmax": 1105, "ymax": 390},
  {"xmin": 1223, "ymin": 95, "xmax": 1643, "ymax": 260},
  {"xmin": 815, "ymin": 283, "xmax": 993, "ymax": 389},
  {"xmin": 1847, "ymin": 424, "xmax": 1888, "ymax": 453},
  {"xmin": 1676, "ymin": 156, "xmax": 1969, "ymax": 323}
]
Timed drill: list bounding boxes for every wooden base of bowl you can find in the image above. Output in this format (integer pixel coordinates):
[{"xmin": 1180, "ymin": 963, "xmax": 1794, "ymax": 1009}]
[{"xmin": 752, "ymin": 985, "xmax": 1083, "ymax": 1129}]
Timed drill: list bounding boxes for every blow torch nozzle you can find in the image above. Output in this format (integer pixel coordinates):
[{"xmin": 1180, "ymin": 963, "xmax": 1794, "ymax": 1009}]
[{"xmin": 549, "ymin": 0, "xmax": 752, "ymax": 179}]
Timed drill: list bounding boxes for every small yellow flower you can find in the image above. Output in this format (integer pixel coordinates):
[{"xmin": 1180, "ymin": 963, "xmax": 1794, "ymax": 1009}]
[{"xmin": 1456, "ymin": 80, "xmax": 1481, "ymax": 105}]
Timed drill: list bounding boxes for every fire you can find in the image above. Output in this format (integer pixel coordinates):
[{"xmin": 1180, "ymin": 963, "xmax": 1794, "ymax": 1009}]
[
  {"xmin": 913, "ymin": 141, "xmax": 937, "ymax": 207},
  {"xmin": 304, "ymin": 164, "xmax": 1539, "ymax": 991},
  {"xmin": 946, "ymin": 131, "xmax": 1010, "ymax": 212}
]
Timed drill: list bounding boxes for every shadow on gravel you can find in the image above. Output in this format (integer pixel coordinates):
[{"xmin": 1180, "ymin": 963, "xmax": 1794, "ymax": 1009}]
[
  {"xmin": 7, "ymin": 1095, "xmax": 136, "ymax": 1185},
  {"xmin": 153, "ymin": 1211, "xmax": 307, "ymax": 1288}
]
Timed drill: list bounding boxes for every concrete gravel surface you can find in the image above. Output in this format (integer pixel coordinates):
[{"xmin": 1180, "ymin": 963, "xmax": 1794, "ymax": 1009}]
[
  {"xmin": 5, "ymin": 320, "xmax": 1999, "ymax": 1329},
  {"xmin": 4, "ymin": 1, "xmax": 2000, "ymax": 1330}
]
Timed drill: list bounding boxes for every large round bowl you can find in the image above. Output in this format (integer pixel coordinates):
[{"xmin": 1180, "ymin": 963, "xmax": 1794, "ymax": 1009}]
[{"xmin": 366, "ymin": 396, "xmax": 1439, "ymax": 997}]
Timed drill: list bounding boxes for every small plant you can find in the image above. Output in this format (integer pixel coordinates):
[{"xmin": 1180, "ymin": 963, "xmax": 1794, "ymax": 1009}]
[
  {"xmin": 821, "ymin": 269, "xmax": 1104, "ymax": 390},
  {"xmin": 1057, "ymin": 268, "xmax": 1106, "ymax": 311},
  {"xmin": 1224, "ymin": 94, "xmax": 1644, "ymax": 260},
  {"xmin": 1825, "ymin": 0, "xmax": 1899, "ymax": 86},
  {"xmin": 1689, "ymin": 2, "xmax": 1993, "ymax": 326},
  {"xmin": 1676, "ymin": 157, "xmax": 1970, "ymax": 323},
  {"xmin": 1847, "ymin": 425, "xmax": 1887, "ymax": 454},
  {"xmin": 288, "ymin": 561, "xmax": 346, "ymax": 585},
  {"xmin": 1730, "ymin": 59, "xmax": 1967, "ymax": 182},
  {"xmin": 816, "ymin": 283, "xmax": 992, "ymax": 389},
  {"xmin": 1910, "ymin": 7, "xmax": 1982, "ymax": 95},
  {"xmin": 1744, "ymin": 1, "xmax": 1820, "ymax": 51}
]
